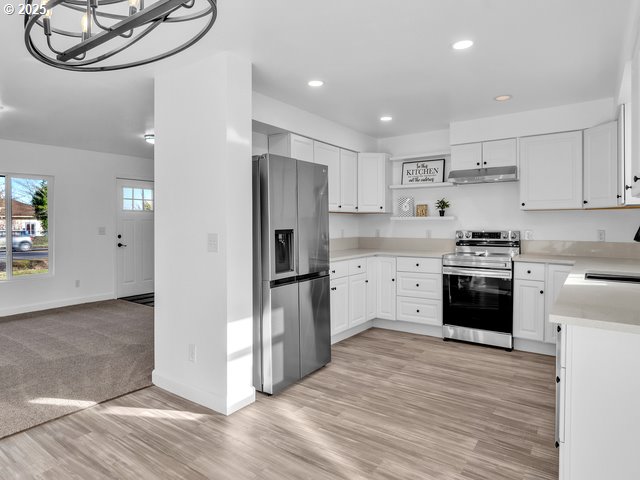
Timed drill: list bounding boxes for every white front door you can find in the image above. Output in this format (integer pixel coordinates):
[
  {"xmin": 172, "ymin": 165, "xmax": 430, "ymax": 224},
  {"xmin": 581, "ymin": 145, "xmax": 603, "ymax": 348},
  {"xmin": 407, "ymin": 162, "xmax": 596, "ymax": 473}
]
[{"xmin": 116, "ymin": 179, "xmax": 154, "ymax": 298}]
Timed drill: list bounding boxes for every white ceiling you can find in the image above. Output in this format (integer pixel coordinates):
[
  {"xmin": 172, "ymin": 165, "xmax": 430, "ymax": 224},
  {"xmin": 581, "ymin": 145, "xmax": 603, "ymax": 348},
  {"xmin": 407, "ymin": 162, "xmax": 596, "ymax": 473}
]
[{"xmin": 0, "ymin": 0, "xmax": 635, "ymax": 159}]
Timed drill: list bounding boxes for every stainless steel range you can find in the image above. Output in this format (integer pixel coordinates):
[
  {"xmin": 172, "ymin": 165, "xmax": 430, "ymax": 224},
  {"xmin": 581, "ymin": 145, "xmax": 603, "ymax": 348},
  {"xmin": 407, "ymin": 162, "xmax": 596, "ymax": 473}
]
[{"xmin": 442, "ymin": 230, "xmax": 520, "ymax": 350}]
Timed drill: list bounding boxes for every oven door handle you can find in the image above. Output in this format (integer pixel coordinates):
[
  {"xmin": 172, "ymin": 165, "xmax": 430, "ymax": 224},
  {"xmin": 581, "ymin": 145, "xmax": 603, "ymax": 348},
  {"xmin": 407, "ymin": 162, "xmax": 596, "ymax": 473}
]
[{"xmin": 443, "ymin": 266, "xmax": 512, "ymax": 279}]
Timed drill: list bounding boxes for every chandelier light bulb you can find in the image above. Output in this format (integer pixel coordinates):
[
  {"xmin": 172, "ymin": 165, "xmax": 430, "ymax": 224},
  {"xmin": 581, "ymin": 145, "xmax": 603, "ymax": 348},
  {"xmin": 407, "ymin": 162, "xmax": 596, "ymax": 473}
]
[
  {"xmin": 128, "ymin": 0, "xmax": 140, "ymax": 15},
  {"xmin": 81, "ymin": 13, "xmax": 89, "ymax": 32}
]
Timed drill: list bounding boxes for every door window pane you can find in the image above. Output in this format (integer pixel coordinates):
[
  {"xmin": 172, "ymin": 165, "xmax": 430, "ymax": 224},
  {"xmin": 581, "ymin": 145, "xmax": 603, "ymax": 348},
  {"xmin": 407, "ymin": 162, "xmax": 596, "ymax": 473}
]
[
  {"xmin": 11, "ymin": 177, "xmax": 49, "ymax": 277},
  {"xmin": 0, "ymin": 176, "xmax": 6, "ymax": 280},
  {"xmin": 123, "ymin": 186, "xmax": 154, "ymax": 211}
]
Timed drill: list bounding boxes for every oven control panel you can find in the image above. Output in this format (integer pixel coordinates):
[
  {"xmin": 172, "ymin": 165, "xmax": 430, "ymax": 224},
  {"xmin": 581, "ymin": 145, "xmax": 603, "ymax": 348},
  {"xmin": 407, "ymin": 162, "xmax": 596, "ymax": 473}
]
[{"xmin": 455, "ymin": 230, "xmax": 520, "ymax": 242}]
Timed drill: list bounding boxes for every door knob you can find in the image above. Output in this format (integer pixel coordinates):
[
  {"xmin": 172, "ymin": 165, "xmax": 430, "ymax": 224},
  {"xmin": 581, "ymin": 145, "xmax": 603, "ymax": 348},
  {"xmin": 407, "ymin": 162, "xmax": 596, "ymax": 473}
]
[{"xmin": 117, "ymin": 243, "xmax": 127, "ymax": 248}]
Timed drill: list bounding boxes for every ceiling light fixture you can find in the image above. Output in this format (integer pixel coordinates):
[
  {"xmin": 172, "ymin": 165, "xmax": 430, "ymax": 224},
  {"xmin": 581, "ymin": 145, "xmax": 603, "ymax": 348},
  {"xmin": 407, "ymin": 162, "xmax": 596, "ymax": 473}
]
[
  {"xmin": 495, "ymin": 95, "xmax": 512, "ymax": 102},
  {"xmin": 144, "ymin": 134, "xmax": 155, "ymax": 144},
  {"xmin": 23, "ymin": 0, "xmax": 218, "ymax": 72},
  {"xmin": 452, "ymin": 40, "xmax": 474, "ymax": 50},
  {"xmin": 380, "ymin": 116, "xmax": 393, "ymax": 122},
  {"xmin": 308, "ymin": 80, "xmax": 324, "ymax": 87}
]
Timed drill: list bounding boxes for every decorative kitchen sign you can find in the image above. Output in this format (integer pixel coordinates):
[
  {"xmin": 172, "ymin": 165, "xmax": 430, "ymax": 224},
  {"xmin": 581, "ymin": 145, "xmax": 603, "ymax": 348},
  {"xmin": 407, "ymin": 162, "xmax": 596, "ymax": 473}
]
[
  {"xmin": 397, "ymin": 196, "xmax": 415, "ymax": 217},
  {"xmin": 401, "ymin": 159, "xmax": 445, "ymax": 185}
]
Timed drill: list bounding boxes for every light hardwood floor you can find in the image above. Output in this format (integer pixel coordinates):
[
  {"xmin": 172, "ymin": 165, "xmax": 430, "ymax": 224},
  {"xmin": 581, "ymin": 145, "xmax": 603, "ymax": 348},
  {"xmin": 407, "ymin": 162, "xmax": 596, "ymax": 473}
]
[{"xmin": 0, "ymin": 329, "xmax": 558, "ymax": 479}]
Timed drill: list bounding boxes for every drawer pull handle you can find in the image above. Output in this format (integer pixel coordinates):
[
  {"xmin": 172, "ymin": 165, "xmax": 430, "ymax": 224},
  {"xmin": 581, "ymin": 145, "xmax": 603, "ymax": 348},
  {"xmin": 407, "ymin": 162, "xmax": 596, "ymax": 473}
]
[
  {"xmin": 556, "ymin": 376, "xmax": 560, "ymax": 384},
  {"xmin": 540, "ymin": 290, "xmax": 544, "ymax": 295},
  {"xmin": 358, "ymin": 265, "xmax": 361, "ymax": 268},
  {"xmin": 416, "ymin": 309, "xmax": 420, "ymax": 313},
  {"xmin": 331, "ymin": 270, "xmax": 336, "ymax": 273},
  {"xmin": 416, "ymin": 283, "xmax": 420, "ymax": 287},
  {"xmin": 416, "ymin": 263, "xmax": 420, "ymax": 267},
  {"xmin": 391, "ymin": 278, "xmax": 395, "ymax": 282},
  {"xmin": 365, "ymin": 280, "xmax": 368, "ymax": 283},
  {"xmin": 331, "ymin": 287, "xmax": 336, "ymax": 291},
  {"xmin": 527, "ymin": 270, "xmax": 531, "ymax": 274}
]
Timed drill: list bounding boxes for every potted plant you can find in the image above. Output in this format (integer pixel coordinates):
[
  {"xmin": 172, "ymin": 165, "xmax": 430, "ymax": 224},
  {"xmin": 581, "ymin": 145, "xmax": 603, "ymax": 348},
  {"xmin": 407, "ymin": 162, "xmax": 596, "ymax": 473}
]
[{"xmin": 435, "ymin": 198, "xmax": 450, "ymax": 217}]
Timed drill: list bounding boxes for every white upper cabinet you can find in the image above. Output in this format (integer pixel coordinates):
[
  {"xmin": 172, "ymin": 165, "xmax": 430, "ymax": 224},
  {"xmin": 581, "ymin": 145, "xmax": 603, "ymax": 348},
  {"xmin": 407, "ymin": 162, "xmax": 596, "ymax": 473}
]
[
  {"xmin": 339, "ymin": 149, "xmax": 358, "ymax": 212},
  {"xmin": 313, "ymin": 141, "xmax": 339, "ymax": 167},
  {"xmin": 451, "ymin": 143, "xmax": 482, "ymax": 170},
  {"xmin": 268, "ymin": 133, "xmax": 314, "ymax": 162},
  {"xmin": 583, "ymin": 121, "xmax": 619, "ymax": 208},
  {"xmin": 620, "ymin": 103, "xmax": 640, "ymax": 204},
  {"xmin": 519, "ymin": 131, "xmax": 583, "ymax": 210},
  {"xmin": 358, "ymin": 153, "xmax": 390, "ymax": 213},
  {"xmin": 482, "ymin": 139, "xmax": 517, "ymax": 168}
]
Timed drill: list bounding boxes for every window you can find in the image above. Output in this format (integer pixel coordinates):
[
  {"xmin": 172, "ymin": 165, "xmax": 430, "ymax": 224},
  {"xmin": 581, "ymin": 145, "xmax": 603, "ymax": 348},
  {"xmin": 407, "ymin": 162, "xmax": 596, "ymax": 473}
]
[
  {"xmin": 0, "ymin": 174, "xmax": 52, "ymax": 281},
  {"xmin": 122, "ymin": 187, "xmax": 153, "ymax": 211}
]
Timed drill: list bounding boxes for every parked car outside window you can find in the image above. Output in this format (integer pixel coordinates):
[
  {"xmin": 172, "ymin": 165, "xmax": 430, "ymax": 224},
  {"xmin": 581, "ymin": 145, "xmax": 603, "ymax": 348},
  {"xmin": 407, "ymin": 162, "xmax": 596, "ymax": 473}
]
[{"xmin": 0, "ymin": 231, "xmax": 33, "ymax": 252}]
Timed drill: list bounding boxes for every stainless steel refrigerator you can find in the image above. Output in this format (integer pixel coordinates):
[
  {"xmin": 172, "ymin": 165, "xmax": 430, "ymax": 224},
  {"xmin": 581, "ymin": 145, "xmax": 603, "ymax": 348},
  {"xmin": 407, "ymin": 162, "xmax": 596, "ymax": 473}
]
[{"xmin": 252, "ymin": 153, "xmax": 331, "ymax": 395}]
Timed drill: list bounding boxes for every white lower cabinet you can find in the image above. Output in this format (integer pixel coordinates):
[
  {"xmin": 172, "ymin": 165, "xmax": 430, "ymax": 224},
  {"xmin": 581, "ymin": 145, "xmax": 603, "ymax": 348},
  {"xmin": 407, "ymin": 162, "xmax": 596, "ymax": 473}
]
[
  {"xmin": 396, "ymin": 297, "xmax": 441, "ymax": 326},
  {"xmin": 513, "ymin": 279, "xmax": 545, "ymax": 341},
  {"xmin": 514, "ymin": 261, "xmax": 571, "ymax": 344},
  {"xmin": 377, "ymin": 257, "xmax": 397, "ymax": 321},
  {"xmin": 366, "ymin": 257, "xmax": 378, "ymax": 320},
  {"xmin": 330, "ymin": 276, "xmax": 349, "ymax": 335},
  {"xmin": 348, "ymin": 273, "xmax": 367, "ymax": 328},
  {"xmin": 545, "ymin": 264, "xmax": 572, "ymax": 343}
]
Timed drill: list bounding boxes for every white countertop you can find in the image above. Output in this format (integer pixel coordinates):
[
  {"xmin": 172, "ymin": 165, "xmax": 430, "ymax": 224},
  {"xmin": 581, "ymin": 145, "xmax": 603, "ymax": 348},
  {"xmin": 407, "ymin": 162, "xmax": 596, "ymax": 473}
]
[
  {"xmin": 549, "ymin": 257, "xmax": 640, "ymax": 335},
  {"xmin": 330, "ymin": 249, "xmax": 449, "ymax": 262},
  {"xmin": 514, "ymin": 253, "xmax": 578, "ymax": 265}
]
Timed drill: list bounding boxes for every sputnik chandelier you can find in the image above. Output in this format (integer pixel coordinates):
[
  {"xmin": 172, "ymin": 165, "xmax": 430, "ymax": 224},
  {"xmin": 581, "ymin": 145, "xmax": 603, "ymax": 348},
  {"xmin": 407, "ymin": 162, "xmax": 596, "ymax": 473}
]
[{"xmin": 23, "ymin": 0, "xmax": 217, "ymax": 71}]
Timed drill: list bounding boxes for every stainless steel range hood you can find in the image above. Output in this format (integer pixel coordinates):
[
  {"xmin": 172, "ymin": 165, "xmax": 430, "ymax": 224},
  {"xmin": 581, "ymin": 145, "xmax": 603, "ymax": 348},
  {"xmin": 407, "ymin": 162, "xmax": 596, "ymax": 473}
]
[{"xmin": 448, "ymin": 166, "xmax": 518, "ymax": 184}]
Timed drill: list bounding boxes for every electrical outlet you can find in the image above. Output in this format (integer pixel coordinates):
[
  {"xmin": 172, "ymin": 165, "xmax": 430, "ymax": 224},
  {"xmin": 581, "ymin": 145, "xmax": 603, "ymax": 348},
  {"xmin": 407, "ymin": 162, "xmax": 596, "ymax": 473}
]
[
  {"xmin": 207, "ymin": 233, "xmax": 218, "ymax": 253},
  {"xmin": 188, "ymin": 344, "xmax": 197, "ymax": 363},
  {"xmin": 75, "ymin": 280, "xmax": 80, "ymax": 288},
  {"xmin": 524, "ymin": 230, "xmax": 533, "ymax": 240},
  {"xmin": 597, "ymin": 229, "xmax": 606, "ymax": 242},
  {"xmin": 375, "ymin": 229, "xmax": 380, "ymax": 238}
]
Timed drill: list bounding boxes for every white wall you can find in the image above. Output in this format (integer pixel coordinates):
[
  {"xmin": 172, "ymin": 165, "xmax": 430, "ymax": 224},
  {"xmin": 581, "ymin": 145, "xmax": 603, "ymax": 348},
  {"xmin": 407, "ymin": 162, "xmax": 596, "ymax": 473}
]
[
  {"xmin": 450, "ymin": 98, "xmax": 615, "ymax": 145},
  {"xmin": 0, "ymin": 139, "xmax": 153, "ymax": 316},
  {"xmin": 252, "ymin": 132, "xmax": 268, "ymax": 156},
  {"xmin": 361, "ymin": 100, "xmax": 640, "ymax": 243},
  {"xmin": 253, "ymin": 92, "xmax": 378, "ymax": 153},
  {"xmin": 154, "ymin": 53, "xmax": 254, "ymax": 416}
]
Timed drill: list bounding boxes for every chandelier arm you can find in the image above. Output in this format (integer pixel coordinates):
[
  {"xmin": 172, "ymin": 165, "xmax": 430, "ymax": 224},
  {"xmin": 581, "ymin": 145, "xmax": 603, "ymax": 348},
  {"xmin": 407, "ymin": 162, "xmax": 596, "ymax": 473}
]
[
  {"xmin": 61, "ymin": 0, "xmax": 212, "ymax": 23},
  {"xmin": 24, "ymin": 0, "xmax": 217, "ymax": 71},
  {"xmin": 91, "ymin": 7, "xmax": 134, "ymax": 38},
  {"xmin": 36, "ymin": 19, "xmax": 84, "ymax": 38},
  {"xmin": 46, "ymin": 34, "xmax": 65, "ymax": 55}
]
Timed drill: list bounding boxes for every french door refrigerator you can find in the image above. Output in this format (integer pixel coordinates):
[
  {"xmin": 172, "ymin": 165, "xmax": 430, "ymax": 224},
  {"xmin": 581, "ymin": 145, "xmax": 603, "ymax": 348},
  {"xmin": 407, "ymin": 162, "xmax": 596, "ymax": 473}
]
[{"xmin": 252, "ymin": 154, "xmax": 331, "ymax": 394}]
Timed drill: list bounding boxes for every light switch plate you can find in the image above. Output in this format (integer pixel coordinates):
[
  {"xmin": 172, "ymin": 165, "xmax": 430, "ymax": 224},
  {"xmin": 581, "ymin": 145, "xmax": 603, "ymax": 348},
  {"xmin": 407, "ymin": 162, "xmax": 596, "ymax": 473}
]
[
  {"xmin": 524, "ymin": 230, "xmax": 533, "ymax": 240},
  {"xmin": 97, "ymin": 226, "xmax": 106, "ymax": 236},
  {"xmin": 597, "ymin": 229, "xmax": 606, "ymax": 242}
]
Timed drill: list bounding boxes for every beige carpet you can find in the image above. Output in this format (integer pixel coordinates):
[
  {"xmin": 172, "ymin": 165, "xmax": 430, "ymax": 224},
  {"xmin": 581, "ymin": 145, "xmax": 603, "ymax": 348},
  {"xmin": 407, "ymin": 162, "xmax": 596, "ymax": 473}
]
[{"xmin": 0, "ymin": 300, "xmax": 153, "ymax": 439}]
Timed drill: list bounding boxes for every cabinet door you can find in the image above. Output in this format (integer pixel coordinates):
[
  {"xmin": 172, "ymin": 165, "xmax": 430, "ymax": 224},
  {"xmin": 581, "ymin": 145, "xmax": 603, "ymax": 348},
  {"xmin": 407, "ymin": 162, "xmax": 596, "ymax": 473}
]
[
  {"xmin": 519, "ymin": 131, "xmax": 583, "ymax": 210},
  {"xmin": 340, "ymin": 149, "xmax": 358, "ymax": 212},
  {"xmin": 545, "ymin": 265, "xmax": 571, "ymax": 344},
  {"xmin": 513, "ymin": 280, "xmax": 545, "ymax": 341},
  {"xmin": 326, "ymin": 148, "xmax": 341, "ymax": 212},
  {"xmin": 313, "ymin": 141, "xmax": 339, "ymax": 167},
  {"xmin": 584, "ymin": 121, "xmax": 619, "ymax": 208},
  {"xmin": 358, "ymin": 153, "xmax": 387, "ymax": 213},
  {"xmin": 366, "ymin": 257, "xmax": 378, "ymax": 320},
  {"xmin": 349, "ymin": 273, "xmax": 367, "ymax": 328},
  {"xmin": 377, "ymin": 257, "xmax": 396, "ymax": 321},
  {"xmin": 290, "ymin": 134, "xmax": 314, "ymax": 162},
  {"xmin": 482, "ymin": 139, "xmax": 517, "ymax": 168},
  {"xmin": 330, "ymin": 277, "xmax": 349, "ymax": 335},
  {"xmin": 620, "ymin": 103, "xmax": 640, "ymax": 205},
  {"xmin": 451, "ymin": 143, "xmax": 482, "ymax": 170}
]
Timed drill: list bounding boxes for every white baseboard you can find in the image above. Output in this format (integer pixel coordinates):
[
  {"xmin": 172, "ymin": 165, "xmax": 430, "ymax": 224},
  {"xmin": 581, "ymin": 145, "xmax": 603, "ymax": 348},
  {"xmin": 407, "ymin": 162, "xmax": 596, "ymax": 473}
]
[
  {"xmin": 152, "ymin": 370, "xmax": 255, "ymax": 416},
  {"xmin": 514, "ymin": 338, "xmax": 556, "ymax": 356},
  {"xmin": 331, "ymin": 321, "xmax": 373, "ymax": 344},
  {"xmin": 373, "ymin": 319, "xmax": 443, "ymax": 338},
  {"xmin": 0, "ymin": 292, "xmax": 115, "ymax": 317}
]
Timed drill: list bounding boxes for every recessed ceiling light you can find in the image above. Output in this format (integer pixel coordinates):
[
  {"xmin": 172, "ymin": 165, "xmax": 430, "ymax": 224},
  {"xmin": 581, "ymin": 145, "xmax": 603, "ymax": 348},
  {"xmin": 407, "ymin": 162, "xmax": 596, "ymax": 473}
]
[
  {"xmin": 495, "ymin": 95, "xmax": 512, "ymax": 102},
  {"xmin": 452, "ymin": 40, "xmax": 474, "ymax": 50},
  {"xmin": 380, "ymin": 116, "xmax": 393, "ymax": 122},
  {"xmin": 308, "ymin": 80, "xmax": 324, "ymax": 87},
  {"xmin": 144, "ymin": 134, "xmax": 155, "ymax": 145}
]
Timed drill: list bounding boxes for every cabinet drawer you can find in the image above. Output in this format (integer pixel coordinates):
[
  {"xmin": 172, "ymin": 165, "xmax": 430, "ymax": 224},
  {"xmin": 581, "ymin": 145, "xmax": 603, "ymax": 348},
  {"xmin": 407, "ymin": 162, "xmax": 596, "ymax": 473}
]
[
  {"xmin": 396, "ymin": 297, "xmax": 442, "ymax": 326},
  {"xmin": 348, "ymin": 258, "xmax": 367, "ymax": 276},
  {"xmin": 330, "ymin": 261, "xmax": 349, "ymax": 279},
  {"xmin": 514, "ymin": 262, "xmax": 545, "ymax": 281},
  {"xmin": 396, "ymin": 272, "xmax": 441, "ymax": 299},
  {"xmin": 396, "ymin": 257, "xmax": 442, "ymax": 274}
]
